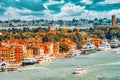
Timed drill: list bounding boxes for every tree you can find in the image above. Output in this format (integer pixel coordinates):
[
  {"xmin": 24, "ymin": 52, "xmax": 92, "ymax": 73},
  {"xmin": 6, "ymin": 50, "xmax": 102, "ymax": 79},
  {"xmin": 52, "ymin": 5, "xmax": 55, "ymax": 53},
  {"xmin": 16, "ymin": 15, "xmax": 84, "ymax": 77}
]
[
  {"xmin": 59, "ymin": 43, "xmax": 69, "ymax": 52},
  {"xmin": 67, "ymin": 29, "xmax": 72, "ymax": 33},
  {"xmin": 73, "ymin": 28, "xmax": 78, "ymax": 32},
  {"xmin": 75, "ymin": 32, "xmax": 82, "ymax": 41},
  {"xmin": 69, "ymin": 34, "xmax": 79, "ymax": 43},
  {"xmin": 23, "ymin": 27, "xmax": 31, "ymax": 32},
  {"xmin": 77, "ymin": 41, "xmax": 83, "ymax": 49},
  {"xmin": 54, "ymin": 35, "xmax": 60, "ymax": 42},
  {"xmin": 42, "ymin": 33, "xmax": 54, "ymax": 42}
]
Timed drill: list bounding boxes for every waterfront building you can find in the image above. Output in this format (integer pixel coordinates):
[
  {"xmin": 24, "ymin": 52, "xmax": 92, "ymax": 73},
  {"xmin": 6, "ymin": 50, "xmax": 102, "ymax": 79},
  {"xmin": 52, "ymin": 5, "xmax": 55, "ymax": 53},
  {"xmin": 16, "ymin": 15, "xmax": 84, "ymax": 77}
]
[
  {"xmin": 8, "ymin": 47, "xmax": 15, "ymax": 62},
  {"xmin": 26, "ymin": 47, "xmax": 33, "ymax": 58},
  {"xmin": 0, "ymin": 37, "xmax": 60, "ymax": 63},
  {"xmin": 39, "ymin": 47, "xmax": 44, "ymax": 55},
  {"xmin": 15, "ymin": 47, "xmax": 23, "ymax": 62},
  {"xmin": 53, "ymin": 42, "xmax": 59, "ymax": 55},
  {"xmin": 44, "ymin": 42, "xmax": 54, "ymax": 55},
  {"xmin": 0, "ymin": 47, "xmax": 9, "ymax": 62}
]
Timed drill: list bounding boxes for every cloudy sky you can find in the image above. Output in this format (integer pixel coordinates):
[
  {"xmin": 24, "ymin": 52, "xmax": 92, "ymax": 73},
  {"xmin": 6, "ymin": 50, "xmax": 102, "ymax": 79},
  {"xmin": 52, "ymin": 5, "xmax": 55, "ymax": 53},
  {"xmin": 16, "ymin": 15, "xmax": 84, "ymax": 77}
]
[{"xmin": 0, "ymin": 0, "xmax": 120, "ymax": 20}]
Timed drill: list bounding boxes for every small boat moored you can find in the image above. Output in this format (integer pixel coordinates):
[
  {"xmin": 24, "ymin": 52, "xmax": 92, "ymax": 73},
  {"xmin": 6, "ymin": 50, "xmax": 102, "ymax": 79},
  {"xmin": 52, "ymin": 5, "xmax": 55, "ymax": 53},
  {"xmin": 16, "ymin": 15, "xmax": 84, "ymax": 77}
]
[{"xmin": 110, "ymin": 36, "xmax": 120, "ymax": 48}]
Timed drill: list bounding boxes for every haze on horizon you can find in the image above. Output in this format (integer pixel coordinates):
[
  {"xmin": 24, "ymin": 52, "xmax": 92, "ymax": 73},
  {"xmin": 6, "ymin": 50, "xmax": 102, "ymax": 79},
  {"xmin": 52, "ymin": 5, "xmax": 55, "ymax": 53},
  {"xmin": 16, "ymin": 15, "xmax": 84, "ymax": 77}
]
[{"xmin": 0, "ymin": 0, "xmax": 120, "ymax": 20}]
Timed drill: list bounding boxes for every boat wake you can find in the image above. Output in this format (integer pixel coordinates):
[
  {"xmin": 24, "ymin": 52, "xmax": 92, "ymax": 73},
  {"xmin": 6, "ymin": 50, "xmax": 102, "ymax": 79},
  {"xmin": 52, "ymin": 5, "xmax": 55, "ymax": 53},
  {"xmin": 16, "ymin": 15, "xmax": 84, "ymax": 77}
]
[
  {"xmin": 18, "ymin": 66, "xmax": 50, "ymax": 71},
  {"xmin": 93, "ymin": 61, "xmax": 120, "ymax": 67}
]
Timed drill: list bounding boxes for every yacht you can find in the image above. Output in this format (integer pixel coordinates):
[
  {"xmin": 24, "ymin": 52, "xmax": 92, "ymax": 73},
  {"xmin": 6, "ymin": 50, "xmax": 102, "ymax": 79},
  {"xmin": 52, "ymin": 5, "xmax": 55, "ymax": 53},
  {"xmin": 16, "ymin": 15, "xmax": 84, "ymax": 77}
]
[
  {"xmin": 22, "ymin": 58, "xmax": 36, "ymax": 66},
  {"xmin": 110, "ymin": 36, "xmax": 120, "ymax": 48},
  {"xmin": 99, "ymin": 40, "xmax": 111, "ymax": 50},
  {"xmin": 72, "ymin": 65, "xmax": 86, "ymax": 74},
  {"xmin": 81, "ymin": 38, "xmax": 96, "ymax": 54}
]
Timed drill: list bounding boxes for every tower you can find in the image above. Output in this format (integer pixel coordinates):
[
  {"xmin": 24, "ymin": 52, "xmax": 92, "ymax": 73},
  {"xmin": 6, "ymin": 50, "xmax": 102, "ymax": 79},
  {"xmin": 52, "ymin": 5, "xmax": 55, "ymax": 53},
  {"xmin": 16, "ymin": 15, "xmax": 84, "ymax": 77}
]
[
  {"xmin": 112, "ymin": 15, "xmax": 116, "ymax": 27},
  {"xmin": 48, "ymin": 25, "xmax": 51, "ymax": 31}
]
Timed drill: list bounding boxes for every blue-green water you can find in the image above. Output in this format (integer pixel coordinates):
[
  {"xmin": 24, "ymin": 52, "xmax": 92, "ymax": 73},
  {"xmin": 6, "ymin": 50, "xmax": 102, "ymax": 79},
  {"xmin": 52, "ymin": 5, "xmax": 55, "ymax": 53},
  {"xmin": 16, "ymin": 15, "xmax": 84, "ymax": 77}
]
[{"xmin": 0, "ymin": 48, "xmax": 120, "ymax": 80}]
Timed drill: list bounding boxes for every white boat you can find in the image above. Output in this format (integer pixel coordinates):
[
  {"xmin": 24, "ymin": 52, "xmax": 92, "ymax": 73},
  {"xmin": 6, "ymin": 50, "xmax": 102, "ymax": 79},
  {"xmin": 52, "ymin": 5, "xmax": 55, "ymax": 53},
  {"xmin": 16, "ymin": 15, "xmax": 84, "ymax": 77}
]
[
  {"xmin": 110, "ymin": 36, "xmax": 120, "ymax": 48},
  {"xmin": 81, "ymin": 38, "xmax": 96, "ymax": 54},
  {"xmin": 99, "ymin": 40, "xmax": 111, "ymax": 50},
  {"xmin": 22, "ymin": 58, "xmax": 36, "ymax": 66},
  {"xmin": 0, "ymin": 61, "xmax": 17, "ymax": 72},
  {"xmin": 67, "ymin": 50, "xmax": 81, "ymax": 57},
  {"xmin": 0, "ymin": 61, "xmax": 8, "ymax": 72},
  {"xmin": 72, "ymin": 65, "xmax": 86, "ymax": 74},
  {"xmin": 37, "ymin": 55, "xmax": 54, "ymax": 63},
  {"xmin": 112, "ymin": 48, "xmax": 120, "ymax": 54}
]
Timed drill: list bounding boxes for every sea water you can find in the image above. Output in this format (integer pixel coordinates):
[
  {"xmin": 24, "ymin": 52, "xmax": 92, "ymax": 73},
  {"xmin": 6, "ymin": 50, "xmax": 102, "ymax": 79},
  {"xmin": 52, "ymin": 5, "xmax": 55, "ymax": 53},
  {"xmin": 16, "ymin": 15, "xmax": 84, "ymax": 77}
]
[{"xmin": 0, "ymin": 48, "xmax": 120, "ymax": 80}]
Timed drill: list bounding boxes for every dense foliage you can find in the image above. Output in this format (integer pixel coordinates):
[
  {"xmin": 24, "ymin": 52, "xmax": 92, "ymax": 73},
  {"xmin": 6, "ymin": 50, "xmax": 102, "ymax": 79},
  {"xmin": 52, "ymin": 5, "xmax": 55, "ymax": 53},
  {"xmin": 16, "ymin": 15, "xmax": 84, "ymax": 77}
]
[{"xmin": 0, "ymin": 26, "xmax": 120, "ymax": 52}]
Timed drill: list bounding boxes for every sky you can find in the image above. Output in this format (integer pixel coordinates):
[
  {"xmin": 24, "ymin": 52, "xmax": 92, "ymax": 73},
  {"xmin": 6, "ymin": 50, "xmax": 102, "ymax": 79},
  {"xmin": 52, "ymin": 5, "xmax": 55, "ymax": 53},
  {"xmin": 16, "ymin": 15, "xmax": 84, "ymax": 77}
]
[{"xmin": 0, "ymin": 0, "xmax": 120, "ymax": 20}]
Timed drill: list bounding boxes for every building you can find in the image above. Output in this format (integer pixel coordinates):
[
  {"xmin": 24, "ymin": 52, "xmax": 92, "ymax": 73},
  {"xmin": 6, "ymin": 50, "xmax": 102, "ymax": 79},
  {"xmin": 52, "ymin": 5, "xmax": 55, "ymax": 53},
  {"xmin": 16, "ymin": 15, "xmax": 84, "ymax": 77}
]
[
  {"xmin": 44, "ymin": 42, "xmax": 54, "ymax": 55},
  {"xmin": 82, "ymin": 38, "xmax": 102, "ymax": 48},
  {"xmin": 112, "ymin": 15, "xmax": 116, "ymax": 27},
  {"xmin": 15, "ymin": 47, "xmax": 23, "ymax": 62}
]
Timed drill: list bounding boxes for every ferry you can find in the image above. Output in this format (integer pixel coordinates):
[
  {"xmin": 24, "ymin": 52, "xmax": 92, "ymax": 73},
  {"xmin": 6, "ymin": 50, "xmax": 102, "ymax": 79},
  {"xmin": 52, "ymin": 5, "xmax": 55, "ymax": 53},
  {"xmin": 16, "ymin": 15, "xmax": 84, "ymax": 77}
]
[
  {"xmin": 72, "ymin": 65, "xmax": 86, "ymax": 74},
  {"xmin": 81, "ymin": 38, "xmax": 96, "ymax": 54},
  {"xmin": 22, "ymin": 58, "xmax": 36, "ymax": 66},
  {"xmin": 99, "ymin": 40, "xmax": 111, "ymax": 50},
  {"xmin": 110, "ymin": 36, "xmax": 120, "ymax": 48}
]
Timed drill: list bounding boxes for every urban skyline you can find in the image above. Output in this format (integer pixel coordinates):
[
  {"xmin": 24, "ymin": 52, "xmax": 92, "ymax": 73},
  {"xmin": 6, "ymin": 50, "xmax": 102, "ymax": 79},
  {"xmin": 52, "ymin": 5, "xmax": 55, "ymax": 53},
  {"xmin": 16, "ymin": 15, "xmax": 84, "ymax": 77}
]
[{"xmin": 0, "ymin": 0, "xmax": 120, "ymax": 20}]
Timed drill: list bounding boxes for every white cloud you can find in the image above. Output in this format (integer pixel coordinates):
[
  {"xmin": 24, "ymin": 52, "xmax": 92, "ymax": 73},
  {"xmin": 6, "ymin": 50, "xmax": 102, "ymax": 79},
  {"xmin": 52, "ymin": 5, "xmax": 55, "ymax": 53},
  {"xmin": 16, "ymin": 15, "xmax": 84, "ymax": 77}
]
[
  {"xmin": 4, "ymin": 7, "xmax": 32, "ymax": 17},
  {"xmin": 1, "ymin": 7, "xmax": 54, "ymax": 20},
  {"xmin": 43, "ymin": 0, "xmax": 64, "ymax": 9},
  {"xmin": 81, "ymin": 0, "xmax": 92, "ymax": 4},
  {"xmin": 0, "ymin": 2, "xmax": 5, "ymax": 9},
  {"xmin": 80, "ymin": 9, "xmax": 120, "ymax": 19},
  {"xmin": 2, "ymin": 7, "xmax": 38, "ymax": 20},
  {"xmin": 1, "ymin": 3, "xmax": 120, "ymax": 21},
  {"xmin": 98, "ymin": 0, "xmax": 120, "ymax": 4},
  {"xmin": 48, "ymin": 3, "xmax": 85, "ymax": 20}
]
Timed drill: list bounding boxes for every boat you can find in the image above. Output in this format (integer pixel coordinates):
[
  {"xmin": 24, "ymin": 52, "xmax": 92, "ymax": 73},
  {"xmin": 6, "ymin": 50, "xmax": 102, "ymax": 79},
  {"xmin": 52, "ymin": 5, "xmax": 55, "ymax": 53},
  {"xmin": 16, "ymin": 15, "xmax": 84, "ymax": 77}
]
[
  {"xmin": 99, "ymin": 40, "xmax": 111, "ymax": 50},
  {"xmin": 72, "ymin": 65, "xmax": 86, "ymax": 74},
  {"xmin": 0, "ymin": 61, "xmax": 7, "ymax": 72},
  {"xmin": 36, "ymin": 55, "xmax": 54, "ymax": 63},
  {"xmin": 0, "ymin": 61, "xmax": 17, "ymax": 72},
  {"xmin": 22, "ymin": 58, "xmax": 36, "ymax": 66},
  {"xmin": 110, "ymin": 36, "xmax": 120, "ymax": 48},
  {"xmin": 66, "ymin": 50, "xmax": 81, "ymax": 58},
  {"xmin": 81, "ymin": 38, "xmax": 96, "ymax": 54},
  {"xmin": 112, "ymin": 49, "xmax": 120, "ymax": 54}
]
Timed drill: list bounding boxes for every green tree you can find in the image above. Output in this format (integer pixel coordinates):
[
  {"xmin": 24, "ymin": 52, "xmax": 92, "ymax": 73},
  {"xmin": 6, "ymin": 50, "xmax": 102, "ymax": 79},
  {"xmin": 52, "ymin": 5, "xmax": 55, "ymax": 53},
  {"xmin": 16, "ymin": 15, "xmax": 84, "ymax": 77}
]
[
  {"xmin": 73, "ymin": 28, "xmax": 78, "ymax": 32},
  {"xmin": 67, "ymin": 29, "xmax": 72, "ymax": 33},
  {"xmin": 75, "ymin": 32, "xmax": 82, "ymax": 41},
  {"xmin": 59, "ymin": 43, "xmax": 69, "ymax": 52}
]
